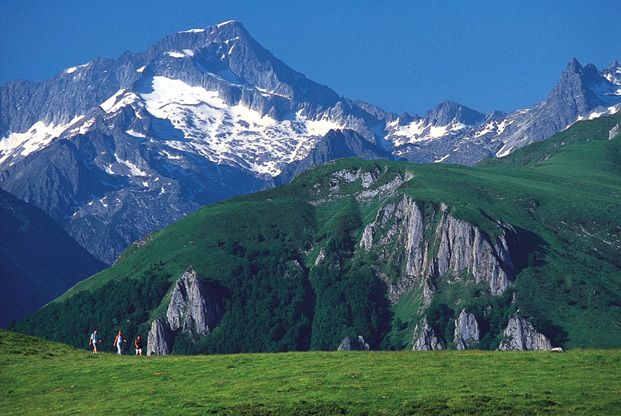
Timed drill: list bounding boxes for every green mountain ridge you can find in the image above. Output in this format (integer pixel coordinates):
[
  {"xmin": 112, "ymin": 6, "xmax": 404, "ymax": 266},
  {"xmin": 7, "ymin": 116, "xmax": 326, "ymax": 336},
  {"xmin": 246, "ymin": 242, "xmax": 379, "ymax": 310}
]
[{"xmin": 16, "ymin": 113, "xmax": 621, "ymax": 352}]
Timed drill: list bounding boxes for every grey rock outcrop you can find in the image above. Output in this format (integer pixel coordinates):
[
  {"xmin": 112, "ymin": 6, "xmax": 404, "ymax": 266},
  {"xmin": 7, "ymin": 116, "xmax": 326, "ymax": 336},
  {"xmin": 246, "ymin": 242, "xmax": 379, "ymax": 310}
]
[
  {"xmin": 166, "ymin": 266, "xmax": 223, "ymax": 335},
  {"xmin": 309, "ymin": 166, "xmax": 413, "ymax": 206},
  {"xmin": 609, "ymin": 123, "xmax": 620, "ymax": 140},
  {"xmin": 453, "ymin": 309, "xmax": 480, "ymax": 350},
  {"xmin": 412, "ymin": 317, "xmax": 444, "ymax": 350},
  {"xmin": 498, "ymin": 314, "xmax": 551, "ymax": 351},
  {"xmin": 314, "ymin": 248, "xmax": 326, "ymax": 266},
  {"xmin": 432, "ymin": 213, "xmax": 512, "ymax": 295},
  {"xmin": 147, "ymin": 266, "xmax": 224, "ymax": 355},
  {"xmin": 147, "ymin": 317, "xmax": 173, "ymax": 356},
  {"xmin": 361, "ymin": 195, "xmax": 513, "ymax": 301},
  {"xmin": 337, "ymin": 335, "xmax": 370, "ymax": 351},
  {"xmin": 328, "ymin": 167, "xmax": 380, "ymax": 194}
]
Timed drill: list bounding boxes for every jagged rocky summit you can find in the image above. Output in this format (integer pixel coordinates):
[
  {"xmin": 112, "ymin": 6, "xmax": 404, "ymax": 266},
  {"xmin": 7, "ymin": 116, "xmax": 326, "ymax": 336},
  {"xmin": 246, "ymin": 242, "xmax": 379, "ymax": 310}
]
[
  {"xmin": 411, "ymin": 310, "xmax": 551, "ymax": 351},
  {"xmin": 411, "ymin": 310, "xmax": 481, "ymax": 351},
  {"xmin": 0, "ymin": 21, "xmax": 388, "ymax": 264},
  {"xmin": 147, "ymin": 266, "xmax": 223, "ymax": 355}
]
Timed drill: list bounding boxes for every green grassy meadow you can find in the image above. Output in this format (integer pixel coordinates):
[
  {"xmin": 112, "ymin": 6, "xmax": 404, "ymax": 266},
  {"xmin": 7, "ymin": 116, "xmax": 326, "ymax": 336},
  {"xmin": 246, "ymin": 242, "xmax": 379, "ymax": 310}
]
[{"xmin": 1, "ymin": 330, "xmax": 620, "ymax": 415}]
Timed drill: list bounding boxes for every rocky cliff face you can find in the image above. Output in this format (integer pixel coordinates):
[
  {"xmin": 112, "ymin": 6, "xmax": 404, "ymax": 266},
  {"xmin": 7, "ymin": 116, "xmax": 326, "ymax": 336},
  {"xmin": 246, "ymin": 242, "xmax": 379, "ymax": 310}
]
[
  {"xmin": 432, "ymin": 213, "xmax": 513, "ymax": 295},
  {"xmin": 360, "ymin": 194, "xmax": 514, "ymax": 302},
  {"xmin": 453, "ymin": 309, "xmax": 480, "ymax": 350},
  {"xmin": 147, "ymin": 266, "xmax": 224, "ymax": 355},
  {"xmin": 412, "ymin": 317, "xmax": 444, "ymax": 350},
  {"xmin": 497, "ymin": 314, "xmax": 551, "ymax": 351}
]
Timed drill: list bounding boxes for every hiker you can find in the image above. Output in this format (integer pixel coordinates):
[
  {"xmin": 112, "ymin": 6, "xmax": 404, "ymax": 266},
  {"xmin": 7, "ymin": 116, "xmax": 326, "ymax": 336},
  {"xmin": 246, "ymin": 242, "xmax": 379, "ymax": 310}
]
[
  {"xmin": 113, "ymin": 330, "xmax": 127, "ymax": 355},
  {"xmin": 134, "ymin": 335, "xmax": 143, "ymax": 356},
  {"xmin": 89, "ymin": 329, "xmax": 101, "ymax": 354}
]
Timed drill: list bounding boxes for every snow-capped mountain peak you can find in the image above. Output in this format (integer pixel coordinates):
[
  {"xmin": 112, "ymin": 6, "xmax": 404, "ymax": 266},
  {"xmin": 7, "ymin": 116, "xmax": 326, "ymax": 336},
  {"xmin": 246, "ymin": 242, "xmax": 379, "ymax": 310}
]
[
  {"xmin": 384, "ymin": 101, "xmax": 485, "ymax": 152},
  {"xmin": 1, "ymin": 23, "xmax": 620, "ymax": 265}
]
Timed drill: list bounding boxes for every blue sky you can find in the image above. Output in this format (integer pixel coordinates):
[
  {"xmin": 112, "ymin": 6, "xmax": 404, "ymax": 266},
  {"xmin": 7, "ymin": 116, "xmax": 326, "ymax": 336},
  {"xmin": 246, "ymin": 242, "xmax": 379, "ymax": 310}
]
[{"xmin": 1, "ymin": 0, "xmax": 620, "ymax": 115}]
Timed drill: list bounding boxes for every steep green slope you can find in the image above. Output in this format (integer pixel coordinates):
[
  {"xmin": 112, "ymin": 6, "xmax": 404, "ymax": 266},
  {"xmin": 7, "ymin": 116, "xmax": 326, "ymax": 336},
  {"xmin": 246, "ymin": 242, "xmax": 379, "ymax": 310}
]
[
  {"xmin": 16, "ymin": 114, "xmax": 621, "ymax": 351},
  {"xmin": 0, "ymin": 189, "xmax": 105, "ymax": 327},
  {"xmin": 2, "ymin": 330, "xmax": 620, "ymax": 415}
]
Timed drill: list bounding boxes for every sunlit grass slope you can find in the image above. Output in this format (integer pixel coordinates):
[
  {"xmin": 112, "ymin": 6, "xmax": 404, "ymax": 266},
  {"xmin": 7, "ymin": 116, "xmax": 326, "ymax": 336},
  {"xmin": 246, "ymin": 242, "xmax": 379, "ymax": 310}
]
[{"xmin": 1, "ymin": 330, "xmax": 620, "ymax": 415}]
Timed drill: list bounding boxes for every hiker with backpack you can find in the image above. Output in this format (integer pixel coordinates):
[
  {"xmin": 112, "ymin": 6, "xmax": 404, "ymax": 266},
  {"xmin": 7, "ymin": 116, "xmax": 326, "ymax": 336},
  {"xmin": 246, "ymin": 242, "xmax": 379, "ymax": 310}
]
[{"xmin": 89, "ymin": 329, "xmax": 101, "ymax": 354}]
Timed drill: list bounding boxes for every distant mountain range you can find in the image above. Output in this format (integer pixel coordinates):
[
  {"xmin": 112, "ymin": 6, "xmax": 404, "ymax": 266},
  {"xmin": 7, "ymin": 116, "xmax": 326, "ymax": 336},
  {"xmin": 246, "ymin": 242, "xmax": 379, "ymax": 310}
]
[{"xmin": 0, "ymin": 20, "xmax": 619, "ymax": 264}]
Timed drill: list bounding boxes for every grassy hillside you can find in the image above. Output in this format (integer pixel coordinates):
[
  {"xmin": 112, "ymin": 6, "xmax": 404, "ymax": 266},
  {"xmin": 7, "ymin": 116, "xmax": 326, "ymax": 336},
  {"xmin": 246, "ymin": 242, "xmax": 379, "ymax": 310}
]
[
  {"xmin": 15, "ymin": 113, "xmax": 621, "ymax": 351},
  {"xmin": 1, "ymin": 330, "xmax": 620, "ymax": 415}
]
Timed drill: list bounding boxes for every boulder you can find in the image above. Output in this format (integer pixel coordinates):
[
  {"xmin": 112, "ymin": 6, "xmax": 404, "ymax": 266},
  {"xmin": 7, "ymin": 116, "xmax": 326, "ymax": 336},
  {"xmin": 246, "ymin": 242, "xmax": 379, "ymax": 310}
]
[
  {"xmin": 337, "ymin": 335, "xmax": 370, "ymax": 351},
  {"xmin": 146, "ymin": 317, "xmax": 173, "ymax": 356},
  {"xmin": 412, "ymin": 317, "xmax": 444, "ymax": 350}
]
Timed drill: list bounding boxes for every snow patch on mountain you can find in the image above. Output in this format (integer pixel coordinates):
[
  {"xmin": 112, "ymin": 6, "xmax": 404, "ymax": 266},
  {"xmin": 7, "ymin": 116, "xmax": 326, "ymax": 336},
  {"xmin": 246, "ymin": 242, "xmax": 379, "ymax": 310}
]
[
  {"xmin": 166, "ymin": 50, "xmax": 194, "ymax": 59},
  {"xmin": 101, "ymin": 89, "xmax": 127, "ymax": 112},
  {"xmin": 115, "ymin": 155, "xmax": 148, "ymax": 177},
  {"xmin": 126, "ymin": 129, "xmax": 146, "ymax": 138},
  {"xmin": 161, "ymin": 150, "xmax": 182, "ymax": 160},
  {"xmin": 140, "ymin": 76, "xmax": 342, "ymax": 176},
  {"xmin": 579, "ymin": 103, "xmax": 621, "ymax": 121},
  {"xmin": 180, "ymin": 29, "xmax": 206, "ymax": 33},
  {"xmin": 100, "ymin": 90, "xmax": 141, "ymax": 114},
  {"xmin": 386, "ymin": 117, "xmax": 468, "ymax": 146},
  {"xmin": 495, "ymin": 144, "xmax": 515, "ymax": 158},
  {"xmin": 217, "ymin": 20, "xmax": 238, "ymax": 28},
  {"xmin": 474, "ymin": 118, "xmax": 511, "ymax": 138},
  {"xmin": 0, "ymin": 116, "xmax": 84, "ymax": 164},
  {"xmin": 66, "ymin": 117, "xmax": 97, "ymax": 137},
  {"xmin": 65, "ymin": 63, "xmax": 90, "ymax": 74}
]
